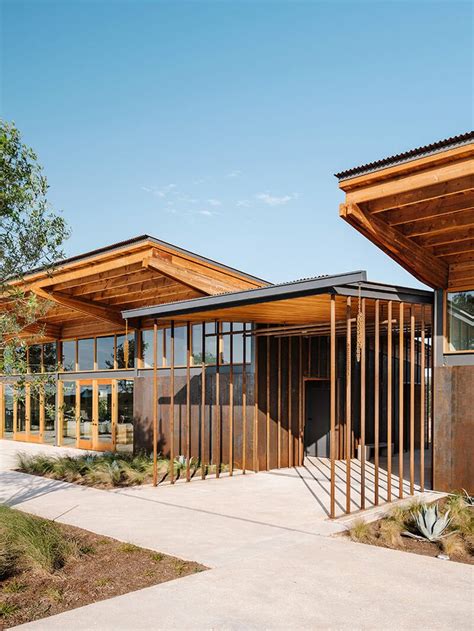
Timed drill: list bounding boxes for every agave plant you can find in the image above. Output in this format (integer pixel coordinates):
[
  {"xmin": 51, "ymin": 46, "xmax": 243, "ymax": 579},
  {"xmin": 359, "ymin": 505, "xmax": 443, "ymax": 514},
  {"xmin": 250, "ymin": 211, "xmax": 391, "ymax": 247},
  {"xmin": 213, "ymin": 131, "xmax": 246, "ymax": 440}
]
[
  {"xmin": 462, "ymin": 489, "xmax": 474, "ymax": 507},
  {"xmin": 404, "ymin": 504, "xmax": 452, "ymax": 542}
]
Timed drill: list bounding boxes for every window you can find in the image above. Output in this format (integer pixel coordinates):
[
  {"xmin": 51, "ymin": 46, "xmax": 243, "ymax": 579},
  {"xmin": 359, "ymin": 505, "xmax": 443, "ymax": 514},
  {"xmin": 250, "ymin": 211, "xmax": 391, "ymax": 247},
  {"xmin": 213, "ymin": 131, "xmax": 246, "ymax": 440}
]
[
  {"xmin": 117, "ymin": 380, "xmax": 134, "ymax": 450},
  {"xmin": 43, "ymin": 343, "xmax": 57, "ymax": 372},
  {"xmin": 78, "ymin": 338, "xmax": 94, "ymax": 371},
  {"xmin": 28, "ymin": 345, "xmax": 42, "ymax": 373},
  {"xmin": 62, "ymin": 381, "xmax": 76, "ymax": 443},
  {"xmin": 116, "ymin": 333, "xmax": 135, "ymax": 369},
  {"xmin": 192, "ymin": 324, "xmax": 203, "ymax": 364},
  {"xmin": 97, "ymin": 336, "xmax": 115, "ymax": 370},
  {"xmin": 141, "ymin": 329, "xmax": 163, "ymax": 368},
  {"xmin": 62, "ymin": 340, "xmax": 76, "ymax": 371},
  {"xmin": 4, "ymin": 385, "xmax": 14, "ymax": 437},
  {"xmin": 446, "ymin": 290, "xmax": 474, "ymax": 352},
  {"xmin": 165, "ymin": 326, "xmax": 187, "ymax": 366}
]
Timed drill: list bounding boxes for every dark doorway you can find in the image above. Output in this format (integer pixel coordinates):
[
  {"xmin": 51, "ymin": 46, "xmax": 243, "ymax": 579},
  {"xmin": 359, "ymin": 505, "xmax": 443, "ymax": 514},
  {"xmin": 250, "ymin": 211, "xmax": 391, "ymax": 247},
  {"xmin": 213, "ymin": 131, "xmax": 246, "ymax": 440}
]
[{"xmin": 304, "ymin": 380, "xmax": 331, "ymax": 457}]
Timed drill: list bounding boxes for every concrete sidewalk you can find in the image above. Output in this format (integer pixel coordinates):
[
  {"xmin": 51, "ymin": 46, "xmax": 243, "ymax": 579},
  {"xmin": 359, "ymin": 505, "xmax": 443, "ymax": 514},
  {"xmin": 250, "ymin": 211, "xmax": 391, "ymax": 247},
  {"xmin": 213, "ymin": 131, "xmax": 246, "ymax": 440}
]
[{"xmin": 0, "ymin": 440, "xmax": 472, "ymax": 630}]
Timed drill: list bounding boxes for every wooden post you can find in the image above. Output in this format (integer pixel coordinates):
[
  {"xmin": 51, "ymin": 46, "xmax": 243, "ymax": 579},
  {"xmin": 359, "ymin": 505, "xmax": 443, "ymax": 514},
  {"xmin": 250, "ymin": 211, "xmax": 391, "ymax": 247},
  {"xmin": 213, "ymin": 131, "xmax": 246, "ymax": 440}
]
[
  {"xmin": 266, "ymin": 336, "xmax": 270, "ymax": 471},
  {"xmin": 229, "ymin": 324, "xmax": 234, "ymax": 476},
  {"xmin": 399, "ymin": 303, "xmax": 404, "ymax": 499},
  {"xmin": 288, "ymin": 337, "xmax": 293, "ymax": 468},
  {"xmin": 253, "ymin": 328, "xmax": 259, "ymax": 472},
  {"xmin": 152, "ymin": 320, "xmax": 158, "ymax": 487},
  {"xmin": 345, "ymin": 297, "xmax": 351, "ymax": 514},
  {"xmin": 410, "ymin": 306, "xmax": 415, "ymax": 495},
  {"xmin": 186, "ymin": 322, "xmax": 191, "ymax": 482},
  {"xmin": 420, "ymin": 306, "xmax": 425, "ymax": 492},
  {"xmin": 170, "ymin": 321, "xmax": 175, "ymax": 484},
  {"xmin": 242, "ymin": 327, "xmax": 247, "ymax": 474},
  {"xmin": 387, "ymin": 301, "xmax": 393, "ymax": 502},
  {"xmin": 277, "ymin": 337, "xmax": 281, "ymax": 469},
  {"xmin": 360, "ymin": 298, "xmax": 366, "ymax": 510},
  {"xmin": 299, "ymin": 336, "xmax": 303, "ymax": 466},
  {"xmin": 201, "ymin": 324, "xmax": 206, "ymax": 480},
  {"xmin": 330, "ymin": 295, "xmax": 336, "ymax": 518},
  {"xmin": 216, "ymin": 321, "xmax": 221, "ymax": 478},
  {"xmin": 374, "ymin": 299, "xmax": 380, "ymax": 506}
]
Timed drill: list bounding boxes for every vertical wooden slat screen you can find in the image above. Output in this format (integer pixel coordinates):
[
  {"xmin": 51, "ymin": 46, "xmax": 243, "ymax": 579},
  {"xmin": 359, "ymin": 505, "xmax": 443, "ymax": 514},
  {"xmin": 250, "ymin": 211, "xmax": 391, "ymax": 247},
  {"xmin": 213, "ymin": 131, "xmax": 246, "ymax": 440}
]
[
  {"xmin": 360, "ymin": 298, "xmax": 366, "ymax": 510},
  {"xmin": 170, "ymin": 321, "xmax": 175, "ymax": 484},
  {"xmin": 345, "ymin": 297, "xmax": 351, "ymax": 514},
  {"xmin": 186, "ymin": 322, "xmax": 191, "ymax": 482},
  {"xmin": 152, "ymin": 320, "xmax": 158, "ymax": 487},
  {"xmin": 420, "ymin": 306, "xmax": 425, "ymax": 492},
  {"xmin": 229, "ymin": 324, "xmax": 234, "ymax": 476},
  {"xmin": 387, "ymin": 301, "xmax": 392, "ymax": 502},
  {"xmin": 399, "ymin": 303, "xmax": 404, "ymax": 499},
  {"xmin": 374, "ymin": 299, "xmax": 380, "ymax": 506},
  {"xmin": 330, "ymin": 295, "xmax": 336, "ymax": 519},
  {"xmin": 410, "ymin": 307, "xmax": 415, "ymax": 495}
]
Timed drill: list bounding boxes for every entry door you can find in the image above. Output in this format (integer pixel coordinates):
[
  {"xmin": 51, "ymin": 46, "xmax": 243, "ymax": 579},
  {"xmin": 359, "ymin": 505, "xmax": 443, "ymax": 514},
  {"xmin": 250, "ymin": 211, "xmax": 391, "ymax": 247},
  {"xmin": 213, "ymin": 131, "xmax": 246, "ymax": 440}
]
[
  {"xmin": 304, "ymin": 380, "xmax": 331, "ymax": 457},
  {"xmin": 76, "ymin": 380, "xmax": 116, "ymax": 451}
]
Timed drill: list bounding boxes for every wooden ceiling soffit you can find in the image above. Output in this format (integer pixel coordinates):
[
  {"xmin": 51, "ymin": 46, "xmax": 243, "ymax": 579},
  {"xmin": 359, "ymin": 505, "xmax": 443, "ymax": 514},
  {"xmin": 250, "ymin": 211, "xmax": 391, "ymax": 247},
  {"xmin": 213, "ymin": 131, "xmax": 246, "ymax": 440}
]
[
  {"xmin": 143, "ymin": 255, "xmax": 238, "ymax": 295},
  {"xmin": 32, "ymin": 287, "xmax": 124, "ymax": 327},
  {"xmin": 5, "ymin": 321, "xmax": 61, "ymax": 341},
  {"xmin": 33, "ymin": 250, "xmax": 154, "ymax": 290},
  {"xmin": 340, "ymin": 203, "xmax": 448, "ymax": 289}
]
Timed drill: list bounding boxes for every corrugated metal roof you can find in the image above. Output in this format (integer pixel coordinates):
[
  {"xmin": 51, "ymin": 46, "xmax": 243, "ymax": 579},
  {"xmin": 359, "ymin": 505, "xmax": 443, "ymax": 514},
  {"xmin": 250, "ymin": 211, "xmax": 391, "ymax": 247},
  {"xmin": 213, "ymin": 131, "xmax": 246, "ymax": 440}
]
[{"xmin": 334, "ymin": 131, "xmax": 474, "ymax": 181}]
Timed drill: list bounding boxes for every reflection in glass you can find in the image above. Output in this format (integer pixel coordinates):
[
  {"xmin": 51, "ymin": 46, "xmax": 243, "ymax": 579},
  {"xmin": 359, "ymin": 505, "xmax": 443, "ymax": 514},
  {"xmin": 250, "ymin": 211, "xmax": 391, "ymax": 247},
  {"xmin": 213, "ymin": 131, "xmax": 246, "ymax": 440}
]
[
  {"xmin": 44, "ymin": 384, "xmax": 56, "ymax": 443},
  {"xmin": 78, "ymin": 338, "xmax": 94, "ymax": 371},
  {"xmin": 4, "ymin": 385, "xmax": 14, "ymax": 438},
  {"xmin": 61, "ymin": 340, "xmax": 76, "ymax": 371},
  {"xmin": 62, "ymin": 381, "xmax": 76, "ymax": 444},
  {"xmin": 192, "ymin": 324, "xmax": 203, "ymax": 364},
  {"xmin": 98, "ymin": 383, "xmax": 113, "ymax": 444},
  {"xmin": 141, "ymin": 329, "xmax": 163, "ymax": 368},
  {"xmin": 79, "ymin": 384, "xmax": 93, "ymax": 440},
  {"xmin": 17, "ymin": 391, "xmax": 26, "ymax": 433},
  {"xmin": 43, "ymin": 343, "xmax": 57, "ymax": 372},
  {"xmin": 117, "ymin": 380, "xmax": 133, "ymax": 451},
  {"xmin": 447, "ymin": 290, "xmax": 474, "ymax": 351},
  {"xmin": 204, "ymin": 322, "xmax": 217, "ymax": 365},
  {"xmin": 165, "ymin": 326, "xmax": 186, "ymax": 366},
  {"xmin": 28, "ymin": 345, "xmax": 42, "ymax": 373},
  {"xmin": 97, "ymin": 336, "xmax": 115, "ymax": 370},
  {"xmin": 116, "ymin": 334, "xmax": 135, "ymax": 369},
  {"xmin": 30, "ymin": 389, "xmax": 41, "ymax": 433}
]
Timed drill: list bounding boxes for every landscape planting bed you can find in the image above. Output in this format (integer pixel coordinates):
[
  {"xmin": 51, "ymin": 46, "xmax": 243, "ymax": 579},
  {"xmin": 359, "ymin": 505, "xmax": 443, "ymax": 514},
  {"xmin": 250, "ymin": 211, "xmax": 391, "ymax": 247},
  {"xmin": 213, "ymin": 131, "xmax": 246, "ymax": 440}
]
[{"xmin": 0, "ymin": 506, "xmax": 206, "ymax": 628}]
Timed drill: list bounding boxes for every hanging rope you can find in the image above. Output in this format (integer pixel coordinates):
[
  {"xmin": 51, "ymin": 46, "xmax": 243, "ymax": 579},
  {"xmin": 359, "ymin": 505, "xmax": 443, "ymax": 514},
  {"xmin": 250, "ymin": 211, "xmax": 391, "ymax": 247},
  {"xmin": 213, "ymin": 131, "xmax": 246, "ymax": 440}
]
[
  {"xmin": 356, "ymin": 284, "xmax": 365, "ymax": 363},
  {"xmin": 124, "ymin": 319, "xmax": 129, "ymax": 369}
]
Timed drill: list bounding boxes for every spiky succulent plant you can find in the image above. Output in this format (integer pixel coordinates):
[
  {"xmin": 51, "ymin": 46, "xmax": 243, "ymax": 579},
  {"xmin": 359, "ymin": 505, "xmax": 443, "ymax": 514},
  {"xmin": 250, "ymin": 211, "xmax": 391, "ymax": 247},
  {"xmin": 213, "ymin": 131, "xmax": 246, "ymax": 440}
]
[{"xmin": 404, "ymin": 504, "xmax": 452, "ymax": 542}]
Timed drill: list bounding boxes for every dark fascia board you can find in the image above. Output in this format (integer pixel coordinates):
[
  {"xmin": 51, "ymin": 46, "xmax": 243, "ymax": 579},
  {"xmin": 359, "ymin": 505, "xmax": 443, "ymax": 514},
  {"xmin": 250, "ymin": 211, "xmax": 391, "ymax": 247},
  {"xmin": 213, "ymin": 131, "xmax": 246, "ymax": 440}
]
[
  {"xmin": 24, "ymin": 234, "xmax": 268, "ymax": 286},
  {"xmin": 333, "ymin": 282, "xmax": 433, "ymax": 305},
  {"xmin": 122, "ymin": 271, "xmax": 368, "ymax": 320}
]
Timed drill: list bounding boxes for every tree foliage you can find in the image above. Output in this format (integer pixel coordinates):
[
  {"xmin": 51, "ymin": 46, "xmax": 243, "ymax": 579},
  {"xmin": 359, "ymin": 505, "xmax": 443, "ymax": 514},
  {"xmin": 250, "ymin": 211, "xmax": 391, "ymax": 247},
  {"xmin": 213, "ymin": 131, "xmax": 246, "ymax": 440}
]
[{"xmin": 0, "ymin": 120, "xmax": 69, "ymax": 377}]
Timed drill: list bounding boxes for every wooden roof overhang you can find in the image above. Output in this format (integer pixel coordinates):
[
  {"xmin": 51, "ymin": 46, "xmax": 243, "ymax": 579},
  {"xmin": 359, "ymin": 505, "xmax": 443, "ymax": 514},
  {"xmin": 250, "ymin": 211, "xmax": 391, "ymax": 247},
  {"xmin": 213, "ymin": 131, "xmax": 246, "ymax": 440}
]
[
  {"xmin": 337, "ymin": 137, "xmax": 474, "ymax": 291},
  {"xmin": 3, "ymin": 235, "xmax": 267, "ymax": 342},
  {"xmin": 122, "ymin": 272, "xmax": 433, "ymax": 335}
]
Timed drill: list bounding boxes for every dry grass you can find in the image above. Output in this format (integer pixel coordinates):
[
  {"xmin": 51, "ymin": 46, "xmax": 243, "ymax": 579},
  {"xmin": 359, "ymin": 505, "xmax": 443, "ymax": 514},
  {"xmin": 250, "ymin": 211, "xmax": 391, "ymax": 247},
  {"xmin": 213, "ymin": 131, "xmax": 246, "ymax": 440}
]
[
  {"xmin": 348, "ymin": 519, "xmax": 375, "ymax": 544},
  {"xmin": 441, "ymin": 534, "xmax": 468, "ymax": 559},
  {"xmin": 378, "ymin": 519, "xmax": 404, "ymax": 548}
]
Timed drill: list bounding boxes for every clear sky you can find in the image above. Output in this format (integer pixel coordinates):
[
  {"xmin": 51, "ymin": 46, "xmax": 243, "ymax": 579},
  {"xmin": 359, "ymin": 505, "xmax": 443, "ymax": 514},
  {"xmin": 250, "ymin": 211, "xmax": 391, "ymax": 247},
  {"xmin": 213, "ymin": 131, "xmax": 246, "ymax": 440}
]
[{"xmin": 1, "ymin": 0, "xmax": 472, "ymax": 288}]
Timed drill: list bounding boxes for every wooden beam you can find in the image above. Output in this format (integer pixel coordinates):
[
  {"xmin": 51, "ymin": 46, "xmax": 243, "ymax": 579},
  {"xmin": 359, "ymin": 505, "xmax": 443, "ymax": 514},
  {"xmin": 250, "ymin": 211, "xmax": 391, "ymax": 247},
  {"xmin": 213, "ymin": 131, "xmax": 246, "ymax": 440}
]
[
  {"xmin": 360, "ymin": 298, "xmax": 366, "ymax": 510},
  {"xmin": 410, "ymin": 307, "xmax": 415, "ymax": 495},
  {"xmin": 346, "ymin": 158, "xmax": 474, "ymax": 205},
  {"xmin": 242, "ymin": 327, "xmax": 247, "ymax": 474},
  {"xmin": 398, "ymin": 303, "xmax": 404, "ymax": 499},
  {"xmin": 143, "ymin": 255, "xmax": 242, "ymax": 295},
  {"xmin": 374, "ymin": 299, "xmax": 380, "ymax": 506},
  {"xmin": 15, "ymin": 321, "xmax": 61, "ymax": 340},
  {"xmin": 381, "ymin": 190, "xmax": 474, "ymax": 226},
  {"xmin": 152, "ymin": 321, "xmax": 158, "ymax": 487},
  {"xmin": 170, "ymin": 321, "xmax": 175, "ymax": 484},
  {"xmin": 340, "ymin": 203, "xmax": 448, "ymax": 288},
  {"xmin": 345, "ymin": 297, "xmax": 352, "ymax": 514},
  {"xmin": 201, "ymin": 324, "xmax": 206, "ymax": 480},
  {"xmin": 186, "ymin": 322, "xmax": 191, "ymax": 482},
  {"xmin": 365, "ymin": 174, "xmax": 474, "ymax": 214},
  {"xmin": 420, "ymin": 306, "xmax": 426, "ymax": 493},
  {"xmin": 401, "ymin": 208, "xmax": 474, "ymax": 238},
  {"xmin": 387, "ymin": 301, "xmax": 392, "ymax": 502},
  {"xmin": 229, "ymin": 323, "xmax": 234, "ymax": 476},
  {"xmin": 32, "ymin": 288, "xmax": 124, "ymax": 326}
]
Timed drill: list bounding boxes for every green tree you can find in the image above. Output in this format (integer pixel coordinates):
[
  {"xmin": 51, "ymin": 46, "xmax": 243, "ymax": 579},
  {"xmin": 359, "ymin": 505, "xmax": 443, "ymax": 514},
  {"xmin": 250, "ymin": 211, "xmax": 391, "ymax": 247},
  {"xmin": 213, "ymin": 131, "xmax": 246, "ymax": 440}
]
[{"xmin": 0, "ymin": 120, "xmax": 69, "ymax": 379}]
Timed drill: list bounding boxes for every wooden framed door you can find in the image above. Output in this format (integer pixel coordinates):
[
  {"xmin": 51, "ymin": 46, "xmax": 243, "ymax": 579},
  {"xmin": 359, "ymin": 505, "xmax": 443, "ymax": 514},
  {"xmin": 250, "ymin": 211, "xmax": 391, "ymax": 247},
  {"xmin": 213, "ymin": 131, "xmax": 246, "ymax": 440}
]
[{"xmin": 76, "ymin": 379, "xmax": 116, "ymax": 451}]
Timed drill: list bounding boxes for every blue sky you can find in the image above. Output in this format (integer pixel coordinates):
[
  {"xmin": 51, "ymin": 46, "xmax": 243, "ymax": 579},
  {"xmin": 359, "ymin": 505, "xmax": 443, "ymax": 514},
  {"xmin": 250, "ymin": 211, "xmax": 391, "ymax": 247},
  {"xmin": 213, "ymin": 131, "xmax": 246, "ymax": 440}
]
[{"xmin": 1, "ymin": 0, "xmax": 472, "ymax": 287}]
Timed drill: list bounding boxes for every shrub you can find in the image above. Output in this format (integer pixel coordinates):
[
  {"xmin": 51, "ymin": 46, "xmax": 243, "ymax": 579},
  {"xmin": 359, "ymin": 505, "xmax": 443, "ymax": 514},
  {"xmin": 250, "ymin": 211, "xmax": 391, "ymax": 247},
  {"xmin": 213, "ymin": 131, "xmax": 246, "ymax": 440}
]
[
  {"xmin": 0, "ymin": 537, "xmax": 18, "ymax": 580},
  {"xmin": 441, "ymin": 534, "xmax": 467, "ymax": 559},
  {"xmin": 379, "ymin": 519, "xmax": 404, "ymax": 548}
]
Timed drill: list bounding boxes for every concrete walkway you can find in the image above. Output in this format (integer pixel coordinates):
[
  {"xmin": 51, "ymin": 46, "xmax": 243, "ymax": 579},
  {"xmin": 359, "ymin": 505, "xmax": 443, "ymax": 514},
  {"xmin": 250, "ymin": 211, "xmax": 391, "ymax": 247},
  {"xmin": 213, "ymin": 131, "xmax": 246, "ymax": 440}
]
[{"xmin": 0, "ymin": 440, "xmax": 472, "ymax": 630}]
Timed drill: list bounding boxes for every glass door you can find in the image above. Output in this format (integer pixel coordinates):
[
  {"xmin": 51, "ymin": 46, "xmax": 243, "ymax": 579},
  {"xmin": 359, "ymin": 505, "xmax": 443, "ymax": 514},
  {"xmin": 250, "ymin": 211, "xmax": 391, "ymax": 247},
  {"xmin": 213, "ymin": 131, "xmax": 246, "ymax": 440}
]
[
  {"xmin": 3, "ymin": 385, "xmax": 14, "ymax": 440},
  {"xmin": 77, "ymin": 382, "xmax": 94, "ymax": 449},
  {"xmin": 96, "ymin": 381, "xmax": 114, "ymax": 451}
]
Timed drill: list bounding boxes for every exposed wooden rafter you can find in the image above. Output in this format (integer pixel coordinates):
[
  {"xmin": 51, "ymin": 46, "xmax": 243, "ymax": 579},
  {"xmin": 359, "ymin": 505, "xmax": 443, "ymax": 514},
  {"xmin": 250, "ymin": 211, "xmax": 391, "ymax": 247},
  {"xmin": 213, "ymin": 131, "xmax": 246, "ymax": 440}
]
[
  {"xmin": 32, "ymin": 287, "xmax": 124, "ymax": 327},
  {"xmin": 143, "ymin": 255, "xmax": 238, "ymax": 295},
  {"xmin": 340, "ymin": 203, "xmax": 449, "ymax": 288}
]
